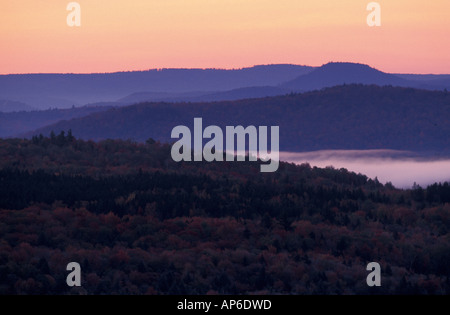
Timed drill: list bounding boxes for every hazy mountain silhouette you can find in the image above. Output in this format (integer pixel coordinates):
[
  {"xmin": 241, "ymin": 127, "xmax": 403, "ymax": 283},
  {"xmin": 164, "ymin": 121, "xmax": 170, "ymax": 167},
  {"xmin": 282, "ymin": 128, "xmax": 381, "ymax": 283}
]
[
  {"xmin": 120, "ymin": 86, "xmax": 291, "ymax": 104},
  {"xmin": 24, "ymin": 85, "xmax": 450, "ymax": 154},
  {"xmin": 281, "ymin": 62, "xmax": 432, "ymax": 91},
  {"xmin": 117, "ymin": 64, "xmax": 450, "ymax": 104},
  {"xmin": 118, "ymin": 91, "xmax": 211, "ymax": 104},
  {"xmin": 0, "ymin": 65, "xmax": 313, "ymax": 110},
  {"xmin": 2, "ymin": 63, "xmax": 450, "ymax": 111},
  {"xmin": 395, "ymin": 75, "xmax": 450, "ymax": 91},
  {"xmin": 188, "ymin": 86, "xmax": 292, "ymax": 102},
  {"xmin": 0, "ymin": 106, "xmax": 112, "ymax": 138},
  {"xmin": 395, "ymin": 74, "xmax": 450, "ymax": 82},
  {"xmin": 0, "ymin": 99, "xmax": 35, "ymax": 113}
]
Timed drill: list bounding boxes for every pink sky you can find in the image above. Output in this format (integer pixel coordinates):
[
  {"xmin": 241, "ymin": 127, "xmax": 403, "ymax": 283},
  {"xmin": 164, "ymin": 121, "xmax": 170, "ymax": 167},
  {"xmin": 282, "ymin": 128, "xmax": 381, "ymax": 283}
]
[{"xmin": 1, "ymin": 0, "xmax": 449, "ymax": 74}]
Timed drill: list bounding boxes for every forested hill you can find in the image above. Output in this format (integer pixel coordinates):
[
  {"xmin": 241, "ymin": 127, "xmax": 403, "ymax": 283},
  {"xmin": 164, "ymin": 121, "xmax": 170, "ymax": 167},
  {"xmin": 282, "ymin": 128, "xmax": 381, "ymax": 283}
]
[
  {"xmin": 0, "ymin": 65, "xmax": 313, "ymax": 109},
  {"xmin": 27, "ymin": 85, "xmax": 450, "ymax": 153},
  {"xmin": 0, "ymin": 135, "xmax": 449, "ymax": 294},
  {"xmin": 0, "ymin": 135, "xmax": 373, "ymax": 184}
]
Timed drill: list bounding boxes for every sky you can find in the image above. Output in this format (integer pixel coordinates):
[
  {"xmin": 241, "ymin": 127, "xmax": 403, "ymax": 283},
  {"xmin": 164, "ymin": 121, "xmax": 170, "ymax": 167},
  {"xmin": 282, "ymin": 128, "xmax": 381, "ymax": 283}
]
[{"xmin": 1, "ymin": 0, "xmax": 449, "ymax": 74}]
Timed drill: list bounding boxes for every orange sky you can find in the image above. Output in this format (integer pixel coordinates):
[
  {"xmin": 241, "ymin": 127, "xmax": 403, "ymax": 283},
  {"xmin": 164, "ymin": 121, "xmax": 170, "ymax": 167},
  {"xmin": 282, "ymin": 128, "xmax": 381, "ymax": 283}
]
[{"xmin": 1, "ymin": 0, "xmax": 449, "ymax": 74}]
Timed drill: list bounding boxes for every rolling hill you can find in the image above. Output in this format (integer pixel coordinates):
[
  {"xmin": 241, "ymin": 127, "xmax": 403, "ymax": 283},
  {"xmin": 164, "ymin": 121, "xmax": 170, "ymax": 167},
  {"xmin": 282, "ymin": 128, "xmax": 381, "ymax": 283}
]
[
  {"xmin": 2, "ymin": 63, "xmax": 450, "ymax": 111},
  {"xmin": 0, "ymin": 65, "xmax": 313, "ymax": 110},
  {"xmin": 1, "ymin": 135, "xmax": 449, "ymax": 294},
  {"xmin": 0, "ymin": 99, "xmax": 35, "ymax": 113},
  {"xmin": 118, "ymin": 86, "xmax": 291, "ymax": 104},
  {"xmin": 0, "ymin": 106, "xmax": 113, "ymax": 138},
  {"xmin": 24, "ymin": 85, "xmax": 450, "ymax": 154},
  {"xmin": 281, "ymin": 62, "xmax": 443, "ymax": 92}
]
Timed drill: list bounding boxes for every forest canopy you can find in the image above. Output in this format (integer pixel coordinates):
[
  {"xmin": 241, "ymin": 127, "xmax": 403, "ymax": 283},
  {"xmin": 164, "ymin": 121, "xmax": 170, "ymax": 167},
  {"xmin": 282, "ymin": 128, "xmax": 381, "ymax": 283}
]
[{"xmin": 0, "ymin": 135, "xmax": 449, "ymax": 295}]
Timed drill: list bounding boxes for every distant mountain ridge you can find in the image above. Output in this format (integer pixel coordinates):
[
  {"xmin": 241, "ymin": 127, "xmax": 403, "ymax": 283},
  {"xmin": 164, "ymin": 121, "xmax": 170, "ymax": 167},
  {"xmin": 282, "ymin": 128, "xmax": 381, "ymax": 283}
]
[
  {"xmin": 0, "ymin": 99, "xmax": 35, "ymax": 113},
  {"xmin": 281, "ymin": 62, "xmax": 410, "ymax": 91},
  {"xmin": 2, "ymin": 62, "xmax": 450, "ymax": 111},
  {"xmin": 0, "ymin": 65, "xmax": 313, "ymax": 110},
  {"xmin": 0, "ymin": 106, "xmax": 112, "ymax": 138},
  {"xmin": 119, "ymin": 86, "xmax": 291, "ymax": 104},
  {"xmin": 24, "ymin": 85, "xmax": 450, "ymax": 154}
]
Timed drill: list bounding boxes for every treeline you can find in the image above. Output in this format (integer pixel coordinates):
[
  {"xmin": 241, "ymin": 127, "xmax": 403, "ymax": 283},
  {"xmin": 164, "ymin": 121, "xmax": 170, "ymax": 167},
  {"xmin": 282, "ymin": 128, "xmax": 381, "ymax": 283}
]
[{"xmin": 0, "ymin": 167, "xmax": 370, "ymax": 222}]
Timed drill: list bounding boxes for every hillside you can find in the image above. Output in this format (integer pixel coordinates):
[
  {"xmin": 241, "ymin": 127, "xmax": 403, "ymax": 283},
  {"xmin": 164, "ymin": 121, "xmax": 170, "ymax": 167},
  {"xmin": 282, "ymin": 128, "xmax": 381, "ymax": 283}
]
[
  {"xmin": 0, "ymin": 106, "xmax": 112, "ymax": 138},
  {"xmin": 26, "ymin": 85, "xmax": 450, "ymax": 154},
  {"xmin": 2, "ymin": 63, "xmax": 449, "ymax": 111},
  {"xmin": 119, "ymin": 86, "xmax": 290, "ymax": 104},
  {"xmin": 281, "ymin": 62, "xmax": 433, "ymax": 92},
  {"xmin": 0, "ymin": 136, "xmax": 449, "ymax": 294},
  {"xmin": 0, "ymin": 65, "xmax": 313, "ymax": 109},
  {"xmin": 0, "ymin": 99, "xmax": 35, "ymax": 113}
]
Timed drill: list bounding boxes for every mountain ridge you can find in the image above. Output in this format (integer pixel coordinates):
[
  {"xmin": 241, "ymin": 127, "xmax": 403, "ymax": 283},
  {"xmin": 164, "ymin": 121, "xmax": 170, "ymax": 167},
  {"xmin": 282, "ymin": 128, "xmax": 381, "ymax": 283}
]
[
  {"xmin": 0, "ymin": 99, "xmax": 35, "ymax": 113},
  {"xmin": 22, "ymin": 84, "xmax": 450, "ymax": 154},
  {"xmin": 2, "ymin": 62, "xmax": 450, "ymax": 111},
  {"xmin": 0, "ymin": 65, "xmax": 313, "ymax": 109},
  {"xmin": 0, "ymin": 106, "xmax": 113, "ymax": 138},
  {"xmin": 281, "ymin": 62, "xmax": 437, "ymax": 91}
]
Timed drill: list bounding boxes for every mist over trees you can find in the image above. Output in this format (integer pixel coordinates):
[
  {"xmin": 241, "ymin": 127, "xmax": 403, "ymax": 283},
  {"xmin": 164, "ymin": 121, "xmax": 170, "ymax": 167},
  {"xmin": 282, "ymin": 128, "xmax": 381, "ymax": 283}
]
[{"xmin": 0, "ymin": 135, "xmax": 449, "ymax": 294}]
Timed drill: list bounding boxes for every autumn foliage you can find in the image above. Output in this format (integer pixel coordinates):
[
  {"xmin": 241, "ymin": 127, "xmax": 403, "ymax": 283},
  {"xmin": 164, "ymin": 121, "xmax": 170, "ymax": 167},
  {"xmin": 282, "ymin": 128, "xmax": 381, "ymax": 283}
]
[{"xmin": 0, "ymin": 135, "xmax": 449, "ymax": 294}]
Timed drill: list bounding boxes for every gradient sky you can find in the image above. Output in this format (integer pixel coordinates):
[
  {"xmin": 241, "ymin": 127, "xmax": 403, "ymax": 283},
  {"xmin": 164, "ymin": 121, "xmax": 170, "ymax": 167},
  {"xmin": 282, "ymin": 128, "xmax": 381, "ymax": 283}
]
[{"xmin": 1, "ymin": 0, "xmax": 449, "ymax": 74}]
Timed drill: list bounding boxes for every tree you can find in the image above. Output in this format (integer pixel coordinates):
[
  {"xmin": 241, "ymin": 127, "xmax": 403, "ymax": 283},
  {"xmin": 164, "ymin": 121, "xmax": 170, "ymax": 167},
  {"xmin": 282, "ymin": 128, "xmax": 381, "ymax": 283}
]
[
  {"xmin": 146, "ymin": 138, "xmax": 156, "ymax": 145},
  {"xmin": 67, "ymin": 129, "xmax": 75, "ymax": 142},
  {"xmin": 57, "ymin": 131, "xmax": 66, "ymax": 146}
]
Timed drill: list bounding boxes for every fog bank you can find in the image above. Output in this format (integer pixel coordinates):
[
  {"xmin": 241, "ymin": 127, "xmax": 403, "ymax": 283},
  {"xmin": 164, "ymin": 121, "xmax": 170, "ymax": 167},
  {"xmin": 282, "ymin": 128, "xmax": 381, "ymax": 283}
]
[{"xmin": 281, "ymin": 150, "xmax": 450, "ymax": 189}]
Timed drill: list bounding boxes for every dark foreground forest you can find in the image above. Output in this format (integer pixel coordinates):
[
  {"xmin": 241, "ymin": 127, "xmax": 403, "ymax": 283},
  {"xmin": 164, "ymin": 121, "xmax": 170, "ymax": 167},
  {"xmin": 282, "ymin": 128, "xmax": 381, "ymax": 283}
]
[{"xmin": 0, "ymin": 134, "xmax": 449, "ymax": 294}]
